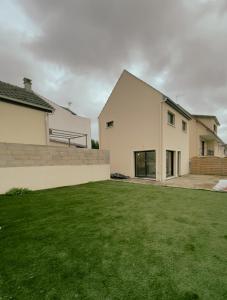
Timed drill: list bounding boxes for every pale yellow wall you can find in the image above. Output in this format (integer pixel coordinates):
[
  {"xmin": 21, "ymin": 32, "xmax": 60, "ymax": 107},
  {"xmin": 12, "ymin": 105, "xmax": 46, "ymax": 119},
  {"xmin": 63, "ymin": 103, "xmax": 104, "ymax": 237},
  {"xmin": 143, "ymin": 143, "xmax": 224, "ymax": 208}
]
[
  {"xmin": 162, "ymin": 103, "xmax": 190, "ymax": 179},
  {"xmin": 189, "ymin": 118, "xmax": 224, "ymax": 158},
  {"xmin": 0, "ymin": 101, "xmax": 48, "ymax": 145},
  {"xmin": 99, "ymin": 70, "xmax": 162, "ymax": 179},
  {"xmin": 189, "ymin": 119, "xmax": 198, "ymax": 158},
  {"xmin": 99, "ymin": 70, "xmax": 190, "ymax": 181},
  {"xmin": 196, "ymin": 117, "xmax": 218, "ymax": 133},
  {"xmin": 0, "ymin": 164, "xmax": 110, "ymax": 194}
]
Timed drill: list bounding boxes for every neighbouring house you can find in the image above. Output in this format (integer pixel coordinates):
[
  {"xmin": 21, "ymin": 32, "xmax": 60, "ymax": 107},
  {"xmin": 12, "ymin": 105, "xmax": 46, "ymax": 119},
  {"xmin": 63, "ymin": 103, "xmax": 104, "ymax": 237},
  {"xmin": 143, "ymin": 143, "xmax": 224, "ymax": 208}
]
[
  {"xmin": 0, "ymin": 78, "xmax": 53, "ymax": 145},
  {"xmin": 0, "ymin": 78, "xmax": 108, "ymax": 193},
  {"xmin": 99, "ymin": 70, "xmax": 226, "ymax": 181},
  {"xmin": 44, "ymin": 99, "xmax": 91, "ymax": 148},
  {"xmin": 189, "ymin": 115, "xmax": 225, "ymax": 158},
  {"xmin": 0, "ymin": 78, "xmax": 91, "ymax": 148},
  {"xmin": 99, "ymin": 70, "xmax": 192, "ymax": 181}
]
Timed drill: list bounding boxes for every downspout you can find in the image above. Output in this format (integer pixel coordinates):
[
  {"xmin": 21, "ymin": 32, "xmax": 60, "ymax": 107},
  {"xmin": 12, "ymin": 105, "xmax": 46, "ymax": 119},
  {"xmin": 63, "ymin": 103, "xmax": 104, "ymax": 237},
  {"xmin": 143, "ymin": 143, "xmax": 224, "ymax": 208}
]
[{"xmin": 160, "ymin": 97, "xmax": 166, "ymax": 181}]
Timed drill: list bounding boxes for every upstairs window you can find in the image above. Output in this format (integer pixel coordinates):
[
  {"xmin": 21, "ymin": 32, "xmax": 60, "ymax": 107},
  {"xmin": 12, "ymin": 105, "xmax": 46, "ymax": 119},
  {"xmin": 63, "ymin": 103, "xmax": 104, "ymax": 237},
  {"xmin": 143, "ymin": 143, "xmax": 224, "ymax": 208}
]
[
  {"xmin": 168, "ymin": 111, "xmax": 175, "ymax": 126},
  {"xmin": 106, "ymin": 121, "xmax": 114, "ymax": 128},
  {"xmin": 214, "ymin": 124, "xmax": 217, "ymax": 133},
  {"xmin": 182, "ymin": 120, "xmax": 187, "ymax": 132}
]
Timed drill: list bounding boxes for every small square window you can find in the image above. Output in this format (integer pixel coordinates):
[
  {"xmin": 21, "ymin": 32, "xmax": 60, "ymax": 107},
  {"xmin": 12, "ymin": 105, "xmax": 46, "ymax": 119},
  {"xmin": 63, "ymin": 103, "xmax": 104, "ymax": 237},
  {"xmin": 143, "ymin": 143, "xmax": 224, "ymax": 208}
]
[
  {"xmin": 168, "ymin": 111, "xmax": 175, "ymax": 126},
  {"xmin": 182, "ymin": 120, "xmax": 187, "ymax": 132},
  {"xmin": 106, "ymin": 121, "xmax": 114, "ymax": 128}
]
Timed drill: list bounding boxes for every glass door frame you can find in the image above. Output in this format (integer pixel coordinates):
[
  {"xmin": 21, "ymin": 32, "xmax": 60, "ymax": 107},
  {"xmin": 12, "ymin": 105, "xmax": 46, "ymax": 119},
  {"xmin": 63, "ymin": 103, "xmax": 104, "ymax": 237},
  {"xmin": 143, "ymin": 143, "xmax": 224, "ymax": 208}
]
[
  {"xmin": 134, "ymin": 150, "xmax": 156, "ymax": 179},
  {"xmin": 166, "ymin": 150, "xmax": 175, "ymax": 178}
]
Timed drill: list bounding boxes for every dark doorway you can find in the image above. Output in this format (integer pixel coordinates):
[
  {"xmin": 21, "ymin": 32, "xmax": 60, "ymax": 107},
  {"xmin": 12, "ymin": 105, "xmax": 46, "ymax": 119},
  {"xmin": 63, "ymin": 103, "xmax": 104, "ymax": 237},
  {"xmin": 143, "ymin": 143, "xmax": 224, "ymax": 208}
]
[
  {"xmin": 135, "ymin": 151, "xmax": 156, "ymax": 178},
  {"xmin": 166, "ymin": 150, "xmax": 174, "ymax": 178},
  {"xmin": 201, "ymin": 141, "xmax": 205, "ymax": 156}
]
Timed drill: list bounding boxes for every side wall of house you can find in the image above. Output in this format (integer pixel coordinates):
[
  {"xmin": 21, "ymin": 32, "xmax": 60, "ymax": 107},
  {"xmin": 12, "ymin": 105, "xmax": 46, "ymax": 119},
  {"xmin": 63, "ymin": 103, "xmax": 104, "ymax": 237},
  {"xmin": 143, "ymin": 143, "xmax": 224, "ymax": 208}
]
[
  {"xmin": 99, "ymin": 71, "xmax": 162, "ymax": 179},
  {"xmin": 162, "ymin": 103, "xmax": 190, "ymax": 180},
  {"xmin": 0, "ymin": 101, "xmax": 48, "ymax": 145}
]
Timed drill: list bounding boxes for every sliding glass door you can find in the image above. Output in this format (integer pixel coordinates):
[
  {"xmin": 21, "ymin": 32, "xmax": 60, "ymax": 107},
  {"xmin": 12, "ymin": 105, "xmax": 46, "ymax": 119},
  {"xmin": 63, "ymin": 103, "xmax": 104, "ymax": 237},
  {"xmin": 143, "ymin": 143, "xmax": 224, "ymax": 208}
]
[{"xmin": 135, "ymin": 151, "xmax": 156, "ymax": 178}]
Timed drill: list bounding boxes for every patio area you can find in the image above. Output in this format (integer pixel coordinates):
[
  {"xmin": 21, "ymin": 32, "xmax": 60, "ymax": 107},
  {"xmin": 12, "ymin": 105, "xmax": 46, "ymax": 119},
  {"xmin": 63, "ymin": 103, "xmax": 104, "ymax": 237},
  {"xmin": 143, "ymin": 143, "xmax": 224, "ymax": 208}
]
[{"xmin": 120, "ymin": 174, "xmax": 227, "ymax": 190}]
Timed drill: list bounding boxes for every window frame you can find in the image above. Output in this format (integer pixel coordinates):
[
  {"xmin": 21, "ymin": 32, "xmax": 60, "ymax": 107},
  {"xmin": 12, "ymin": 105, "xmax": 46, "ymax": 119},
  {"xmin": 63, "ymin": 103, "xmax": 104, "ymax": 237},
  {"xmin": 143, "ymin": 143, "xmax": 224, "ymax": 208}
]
[
  {"xmin": 167, "ymin": 111, "xmax": 175, "ymax": 126},
  {"xmin": 106, "ymin": 121, "xmax": 114, "ymax": 128},
  {"xmin": 182, "ymin": 120, "xmax": 187, "ymax": 132}
]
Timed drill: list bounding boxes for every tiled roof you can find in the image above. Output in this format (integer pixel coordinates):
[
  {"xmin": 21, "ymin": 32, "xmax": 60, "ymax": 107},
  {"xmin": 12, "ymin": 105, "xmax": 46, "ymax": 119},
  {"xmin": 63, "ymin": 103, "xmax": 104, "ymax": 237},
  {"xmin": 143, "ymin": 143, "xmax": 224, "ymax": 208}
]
[{"xmin": 0, "ymin": 80, "xmax": 53, "ymax": 112}]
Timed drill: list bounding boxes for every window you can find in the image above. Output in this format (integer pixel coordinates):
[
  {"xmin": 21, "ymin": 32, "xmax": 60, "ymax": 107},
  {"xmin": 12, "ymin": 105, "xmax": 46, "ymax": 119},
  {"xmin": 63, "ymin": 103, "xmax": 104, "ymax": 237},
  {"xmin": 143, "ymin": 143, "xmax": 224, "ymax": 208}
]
[
  {"xmin": 214, "ymin": 124, "xmax": 217, "ymax": 133},
  {"xmin": 106, "ymin": 121, "xmax": 114, "ymax": 128},
  {"xmin": 168, "ymin": 111, "xmax": 175, "ymax": 126},
  {"xmin": 182, "ymin": 120, "xmax": 187, "ymax": 132},
  {"xmin": 135, "ymin": 151, "xmax": 156, "ymax": 178}
]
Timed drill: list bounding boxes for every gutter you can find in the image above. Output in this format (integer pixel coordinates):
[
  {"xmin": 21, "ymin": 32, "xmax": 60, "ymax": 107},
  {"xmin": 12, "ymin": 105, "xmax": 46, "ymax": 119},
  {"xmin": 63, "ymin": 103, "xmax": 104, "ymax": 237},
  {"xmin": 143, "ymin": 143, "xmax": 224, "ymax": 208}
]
[
  {"xmin": 0, "ymin": 94, "xmax": 53, "ymax": 113},
  {"xmin": 164, "ymin": 97, "xmax": 192, "ymax": 120}
]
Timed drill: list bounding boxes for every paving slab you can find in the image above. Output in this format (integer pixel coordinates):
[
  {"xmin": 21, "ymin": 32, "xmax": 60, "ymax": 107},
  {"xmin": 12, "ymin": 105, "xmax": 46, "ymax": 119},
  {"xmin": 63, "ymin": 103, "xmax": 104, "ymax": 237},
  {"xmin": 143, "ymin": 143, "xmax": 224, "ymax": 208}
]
[{"xmin": 113, "ymin": 174, "xmax": 227, "ymax": 191}]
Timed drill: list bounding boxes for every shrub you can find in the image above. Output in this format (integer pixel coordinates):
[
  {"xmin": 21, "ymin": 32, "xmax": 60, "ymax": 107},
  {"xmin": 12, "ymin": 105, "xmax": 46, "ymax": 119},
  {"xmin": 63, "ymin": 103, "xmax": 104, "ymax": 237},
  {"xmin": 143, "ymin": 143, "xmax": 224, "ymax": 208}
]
[{"xmin": 5, "ymin": 188, "xmax": 32, "ymax": 196}]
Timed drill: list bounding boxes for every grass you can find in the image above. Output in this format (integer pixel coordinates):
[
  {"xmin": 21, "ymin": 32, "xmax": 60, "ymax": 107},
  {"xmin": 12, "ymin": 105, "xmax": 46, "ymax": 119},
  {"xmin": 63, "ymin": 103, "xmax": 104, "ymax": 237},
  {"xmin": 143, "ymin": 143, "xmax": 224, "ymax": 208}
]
[{"xmin": 0, "ymin": 181, "xmax": 227, "ymax": 300}]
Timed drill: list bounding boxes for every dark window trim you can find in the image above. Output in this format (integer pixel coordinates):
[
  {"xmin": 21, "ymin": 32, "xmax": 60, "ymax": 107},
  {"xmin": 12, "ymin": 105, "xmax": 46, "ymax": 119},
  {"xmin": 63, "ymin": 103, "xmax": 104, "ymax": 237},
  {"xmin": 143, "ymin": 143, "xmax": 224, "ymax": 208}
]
[
  {"xmin": 134, "ymin": 150, "xmax": 156, "ymax": 179},
  {"xmin": 106, "ymin": 120, "xmax": 114, "ymax": 128},
  {"xmin": 182, "ymin": 120, "xmax": 187, "ymax": 132},
  {"xmin": 166, "ymin": 150, "xmax": 175, "ymax": 178},
  {"xmin": 167, "ymin": 111, "xmax": 175, "ymax": 126}
]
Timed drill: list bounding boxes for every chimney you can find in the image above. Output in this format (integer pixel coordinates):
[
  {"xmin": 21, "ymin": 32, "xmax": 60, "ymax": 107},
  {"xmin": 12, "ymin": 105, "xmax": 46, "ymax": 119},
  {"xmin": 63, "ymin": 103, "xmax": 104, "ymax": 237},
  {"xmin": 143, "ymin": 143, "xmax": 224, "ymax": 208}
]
[{"xmin": 23, "ymin": 77, "xmax": 32, "ymax": 91}]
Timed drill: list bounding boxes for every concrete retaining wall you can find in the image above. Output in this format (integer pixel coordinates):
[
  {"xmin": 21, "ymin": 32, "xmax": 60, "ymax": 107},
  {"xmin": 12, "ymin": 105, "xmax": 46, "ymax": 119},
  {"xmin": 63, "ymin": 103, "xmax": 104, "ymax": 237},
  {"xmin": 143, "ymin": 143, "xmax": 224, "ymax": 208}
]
[
  {"xmin": 0, "ymin": 143, "xmax": 110, "ymax": 193},
  {"xmin": 190, "ymin": 156, "xmax": 227, "ymax": 175}
]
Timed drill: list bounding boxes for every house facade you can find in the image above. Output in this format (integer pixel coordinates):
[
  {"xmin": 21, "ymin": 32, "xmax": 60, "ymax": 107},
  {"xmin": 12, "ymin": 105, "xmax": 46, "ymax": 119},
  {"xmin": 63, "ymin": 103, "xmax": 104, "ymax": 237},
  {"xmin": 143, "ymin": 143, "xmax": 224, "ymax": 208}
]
[
  {"xmin": 99, "ymin": 70, "xmax": 191, "ymax": 181},
  {"xmin": 99, "ymin": 70, "xmax": 226, "ymax": 180},
  {"xmin": 0, "ymin": 78, "xmax": 91, "ymax": 148},
  {"xmin": 44, "ymin": 99, "xmax": 91, "ymax": 148},
  {"xmin": 189, "ymin": 115, "xmax": 225, "ymax": 158},
  {"xmin": 0, "ymin": 78, "xmax": 53, "ymax": 145}
]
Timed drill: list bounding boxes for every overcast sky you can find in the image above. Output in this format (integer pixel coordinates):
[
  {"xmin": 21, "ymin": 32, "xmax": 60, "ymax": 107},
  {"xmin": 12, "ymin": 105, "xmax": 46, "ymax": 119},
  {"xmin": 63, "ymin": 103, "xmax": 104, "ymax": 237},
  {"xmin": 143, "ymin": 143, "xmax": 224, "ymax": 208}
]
[{"xmin": 1, "ymin": 0, "xmax": 227, "ymax": 141}]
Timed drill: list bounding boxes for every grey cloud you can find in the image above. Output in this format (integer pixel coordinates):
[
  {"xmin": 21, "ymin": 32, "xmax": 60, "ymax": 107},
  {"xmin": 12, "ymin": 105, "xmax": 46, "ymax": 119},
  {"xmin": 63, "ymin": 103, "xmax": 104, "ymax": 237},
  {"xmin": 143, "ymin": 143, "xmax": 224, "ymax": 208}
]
[{"xmin": 1, "ymin": 0, "xmax": 227, "ymax": 140}]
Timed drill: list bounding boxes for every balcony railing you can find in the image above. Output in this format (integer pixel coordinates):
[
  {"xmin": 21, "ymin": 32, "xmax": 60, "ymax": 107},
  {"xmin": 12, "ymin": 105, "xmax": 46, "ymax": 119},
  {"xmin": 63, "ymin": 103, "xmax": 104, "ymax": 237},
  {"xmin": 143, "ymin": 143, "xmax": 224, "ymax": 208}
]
[
  {"xmin": 200, "ymin": 149, "xmax": 215, "ymax": 156},
  {"xmin": 207, "ymin": 149, "xmax": 214, "ymax": 156},
  {"xmin": 49, "ymin": 128, "xmax": 88, "ymax": 148}
]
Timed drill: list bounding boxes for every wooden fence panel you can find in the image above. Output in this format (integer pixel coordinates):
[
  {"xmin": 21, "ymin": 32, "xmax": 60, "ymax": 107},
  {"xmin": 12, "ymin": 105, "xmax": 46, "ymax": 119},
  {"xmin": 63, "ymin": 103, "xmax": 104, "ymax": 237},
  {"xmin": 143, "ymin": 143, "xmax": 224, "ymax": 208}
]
[{"xmin": 190, "ymin": 157, "xmax": 227, "ymax": 175}]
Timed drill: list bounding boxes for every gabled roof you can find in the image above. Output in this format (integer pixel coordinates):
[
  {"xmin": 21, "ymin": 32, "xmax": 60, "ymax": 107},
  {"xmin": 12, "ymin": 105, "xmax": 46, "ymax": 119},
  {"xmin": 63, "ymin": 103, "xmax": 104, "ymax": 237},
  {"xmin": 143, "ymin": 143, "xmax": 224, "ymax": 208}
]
[
  {"xmin": 100, "ymin": 70, "xmax": 191, "ymax": 120},
  {"xmin": 126, "ymin": 70, "xmax": 192, "ymax": 120},
  {"xmin": 191, "ymin": 114, "xmax": 220, "ymax": 126},
  {"xmin": 0, "ymin": 80, "xmax": 53, "ymax": 112}
]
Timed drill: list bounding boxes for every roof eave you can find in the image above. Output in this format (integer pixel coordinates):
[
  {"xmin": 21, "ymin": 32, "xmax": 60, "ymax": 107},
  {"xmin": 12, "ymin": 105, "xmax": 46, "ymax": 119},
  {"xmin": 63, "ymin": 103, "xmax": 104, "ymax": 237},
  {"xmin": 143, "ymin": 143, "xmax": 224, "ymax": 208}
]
[
  {"xmin": 164, "ymin": 98, "xmax": 192, "ymax": 120},
  {"xmin": 0, "ymin": 94, "xmax": 53, "ymax": 112}
]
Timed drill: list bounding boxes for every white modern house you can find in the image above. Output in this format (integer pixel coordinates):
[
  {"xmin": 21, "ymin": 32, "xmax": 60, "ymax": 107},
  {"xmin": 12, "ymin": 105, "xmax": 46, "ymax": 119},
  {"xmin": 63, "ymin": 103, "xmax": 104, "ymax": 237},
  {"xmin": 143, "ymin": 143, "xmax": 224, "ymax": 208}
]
[{"xmin": 45, "ymin": 99, "xmax": 91, "ymax": 148}]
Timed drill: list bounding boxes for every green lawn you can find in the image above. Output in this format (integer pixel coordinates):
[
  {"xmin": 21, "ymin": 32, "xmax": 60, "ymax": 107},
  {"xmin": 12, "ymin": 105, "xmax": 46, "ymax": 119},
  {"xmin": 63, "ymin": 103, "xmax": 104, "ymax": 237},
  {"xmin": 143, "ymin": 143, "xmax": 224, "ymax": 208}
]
[{"xmin": 0, "ymin": 181, "xmax": 227, "ymax": 300}]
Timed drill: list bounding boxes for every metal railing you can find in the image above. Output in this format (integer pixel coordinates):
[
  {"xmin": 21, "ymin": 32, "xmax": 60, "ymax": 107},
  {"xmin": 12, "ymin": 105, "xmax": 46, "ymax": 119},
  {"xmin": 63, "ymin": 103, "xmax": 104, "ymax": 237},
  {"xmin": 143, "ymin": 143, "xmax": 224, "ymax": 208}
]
[{"xmin": 49, "ymin": 128, "xmax": 88, "ymax": 147}]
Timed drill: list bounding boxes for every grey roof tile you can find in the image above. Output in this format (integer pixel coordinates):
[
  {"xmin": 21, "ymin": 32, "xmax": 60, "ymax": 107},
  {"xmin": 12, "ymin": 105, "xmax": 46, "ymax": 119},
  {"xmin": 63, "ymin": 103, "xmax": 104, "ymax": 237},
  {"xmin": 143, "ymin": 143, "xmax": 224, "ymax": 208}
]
[{"xmin": 0, "ymin": 80, "xmax": 53, "ymax": 112}]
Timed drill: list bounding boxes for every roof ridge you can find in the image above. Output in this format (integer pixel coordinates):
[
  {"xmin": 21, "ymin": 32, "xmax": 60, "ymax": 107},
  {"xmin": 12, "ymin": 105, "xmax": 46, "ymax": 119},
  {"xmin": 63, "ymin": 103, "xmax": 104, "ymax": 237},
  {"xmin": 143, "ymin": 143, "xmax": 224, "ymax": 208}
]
[{"xmin": 123, "ymin": 69, "xmax": 191, "ymax": 119}]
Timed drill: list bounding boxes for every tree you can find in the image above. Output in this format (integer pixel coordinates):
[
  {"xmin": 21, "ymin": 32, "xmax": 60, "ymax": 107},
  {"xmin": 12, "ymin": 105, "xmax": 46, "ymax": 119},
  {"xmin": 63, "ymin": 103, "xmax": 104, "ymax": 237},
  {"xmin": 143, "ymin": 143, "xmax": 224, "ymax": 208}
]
[{"xmin": 91, "ymin": 139, "xmax": 99, "ymax": 149}]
